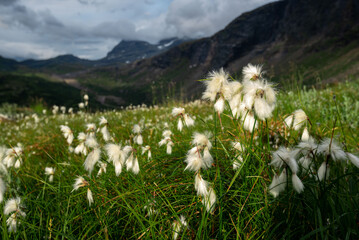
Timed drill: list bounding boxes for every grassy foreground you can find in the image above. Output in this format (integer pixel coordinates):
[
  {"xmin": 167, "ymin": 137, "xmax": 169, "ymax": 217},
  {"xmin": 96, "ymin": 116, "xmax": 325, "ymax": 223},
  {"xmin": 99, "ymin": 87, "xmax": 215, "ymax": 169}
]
[{"xmin": 0, "ymin": 76, "xmax": 358, "ymax": 239}]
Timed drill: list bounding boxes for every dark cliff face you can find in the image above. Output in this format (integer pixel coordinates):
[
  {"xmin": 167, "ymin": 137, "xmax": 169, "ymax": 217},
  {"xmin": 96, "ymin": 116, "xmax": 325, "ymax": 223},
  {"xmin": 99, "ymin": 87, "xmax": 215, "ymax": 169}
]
[
  {"xmin": 108, "ymin": 0, "xmax": 359, "ymax": 105},
  {"xmin": 126, "ymin": 0, "xmax": 359, "ymax": 78},
  {"xmin": 102, "ymin": 38, "xmax": 188, "ymax": 64}
]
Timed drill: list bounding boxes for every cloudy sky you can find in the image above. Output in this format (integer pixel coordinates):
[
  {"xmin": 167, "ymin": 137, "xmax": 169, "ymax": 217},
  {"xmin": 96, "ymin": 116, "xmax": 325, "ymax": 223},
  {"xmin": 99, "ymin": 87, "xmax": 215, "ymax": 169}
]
[{"xmin": 0, "ymin": 0, "xmax": 274, "ymax": 60}]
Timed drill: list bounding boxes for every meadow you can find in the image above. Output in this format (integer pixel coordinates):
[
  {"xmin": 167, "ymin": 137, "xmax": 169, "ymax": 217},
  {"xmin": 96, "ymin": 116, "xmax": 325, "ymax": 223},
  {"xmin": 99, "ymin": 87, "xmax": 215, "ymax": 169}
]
[{"xmin": 0, "ymin": 64, "xmax": 358, "ymax": 239}]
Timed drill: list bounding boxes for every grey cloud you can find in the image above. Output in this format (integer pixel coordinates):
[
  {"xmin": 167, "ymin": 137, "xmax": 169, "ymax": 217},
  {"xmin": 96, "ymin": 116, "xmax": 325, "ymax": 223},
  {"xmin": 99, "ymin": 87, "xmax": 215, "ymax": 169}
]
[
  {"xmin": 40, "ymin": 10, "xmax": 64, "ymax": 28},
  {"xmin": 78, "ymin": 0, "xmax": 104, "ymax": 6},
  {"xmin": 0, "ymin": 0, "xmax": 18, "ymax": 6},
  {"xmin": 11, "ymin": 5, "xmax": 41, "ymax": 29},
  {"xmin": 0, "ymin": 0, "xmax": 275, "ymax": 60},
  {"xmin": 92, "ymin": 19, "xmax": 137, "ymax": 40}
]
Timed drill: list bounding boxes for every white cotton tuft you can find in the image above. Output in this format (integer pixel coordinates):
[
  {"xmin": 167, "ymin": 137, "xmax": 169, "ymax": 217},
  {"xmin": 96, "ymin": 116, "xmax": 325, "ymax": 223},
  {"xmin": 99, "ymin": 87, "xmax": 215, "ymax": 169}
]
[
  {"xmin": 242, "ymin": 63, "xmax": 263, "ymax": 82},
  {"xmin": 184, "ymin": 115, "xmax": 194, "ymax": 126},
  {"xmin": 177, "ymin": 119, "xmax": 183, "ymax": 131},
  {"xmin": 136, "ymin": 135, "xmax": 143, "ymax": 145},
  {"xmin": 171, "ymin": 107, "xmax": 185, "ymax": 116},
  {"xmin": 105, "ymin": 143, "xmax": 122, "ymax": 164},
  {"xmin": 114, "ymin": 160, "xmax": 122, "ymax": 176},
  {"xmin": 45, "ymin": 167, "xmax": 55, "ymax": 182},
  {"xmin": 293, "ymin": 109, "xmax": 307, "ymax": 130},
  {"xmin": 292, "ymin": 174, "xmax": 304, "ymax": 193},
  {"xmin": 84, "ymin": 148, "xmax": 101, "ymax": 174},
  {"xmin": 269, "ymin": 169, "xmax": 287, "ymax": 197},
  {"xmin": 132, "ymin": 124, "xmax": 141, "ymax": 134},
  {"xmin": 72, "ymin": 176, "xmax": 86, "ymax": 191},
  {"xmin": 214, "ymin": 97, "xmax": 225, "ymax": 114},
  {"xmin": 233, "ymin": 156, "xmax": 243, "ymax": 170},
  {"xmin": 166, "ymin": 142, "xmax": 173, "ymax": 154},
  {"xmin": 87, "ymin": 188, "xmax": 94, "ymax": 206},
  {"xmin": 85, "ymin": 136, "xmax": 99, "ymax": 149},
  {"xmin": 202, "ymin": 148, "xmax": 213, "ymax": 169},
  {"xmin": 194, "ymin": 174, "xmax": 209, "ymax": 196},
  {"xmin": 0, "ymin": 177, "xmax": 6, "ymax": 203},
  {"xmin": 298, "ymin": 156, "xmax": 312, "ymax": 170},
  {"xmin": 254, "ymin": 98, "xmax": 272, "ymax": 120},
  {"xmin": 131, "ymin": 157, "xmax": 140, "ymax": 174},
  {"xmin": 202, "ymin": 187, "xmax": 216, "ymax": 213},
  {"xmin": 101, "ymin": 126, "xmax": 111, "ymax": 142},
  {"xmin": 184, "ymin": 154, "xmax": 203, "ymax": 172},
  {"xmin": 14, "ymin": 159, "xmax": 21, "ymax": 168},
  {"xmin": 318, "ymin": 138, "xmax": 346, "ymax": 162},
  {"xmin": 269, "ymin": 175, "xmax": 280, "ymax": 198},
  {"xmin": 287, "ymin": 157, "xmax": 299, "ymax": 174},
  {"xmin": 301, "ymin": 127, "xmax": 310, "ymax": 142},
  {"xmin": 318, "ymin": 162, "xmax": 329, "ymax": 181},
  {"xmin": 284, "ymin": 115, "xmax": 293, "ymax": 128},
  {"xmin": 347, "ymin": 153, "xmax": 359, "ymax": 168},
  {"xmin": 99, "ymin": 116, "xmax": 107, "ymax": 125},
  {"xmin": 241, "ymin": 112, "xmax": 257, "ymax": 132}
]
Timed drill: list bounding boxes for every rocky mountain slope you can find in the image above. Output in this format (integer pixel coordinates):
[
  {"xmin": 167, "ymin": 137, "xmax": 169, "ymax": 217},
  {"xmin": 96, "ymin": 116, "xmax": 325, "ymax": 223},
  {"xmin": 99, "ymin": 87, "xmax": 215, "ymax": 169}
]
[
  {"xmin": 77, "ymin": 0, "xmax": 358, "ymax": 105},
  {"xmin": 101, "ymin": 38, "xmax": 188, "ymax": 64}
]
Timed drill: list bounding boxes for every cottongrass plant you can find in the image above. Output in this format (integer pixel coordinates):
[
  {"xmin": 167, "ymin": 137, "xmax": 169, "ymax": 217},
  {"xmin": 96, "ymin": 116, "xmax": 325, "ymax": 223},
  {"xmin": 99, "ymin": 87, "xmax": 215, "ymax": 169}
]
[
  {"xmin": 171, "ymin": 107, "xmax": 195, "ymax": 131},
  {"xmin": 184, "ymin": 132, "xmax": 216, "ymax": 213},
  {"xmin": 4, "ymin": 197, "xmax": 26, "ymax": 232},
  {"xmin": 44, "ymin": 167, "xmax": 55, "ymax": 182},
  {"xmin": 0, "ymin": 64, "xmax": 358, "ymax": 239}
]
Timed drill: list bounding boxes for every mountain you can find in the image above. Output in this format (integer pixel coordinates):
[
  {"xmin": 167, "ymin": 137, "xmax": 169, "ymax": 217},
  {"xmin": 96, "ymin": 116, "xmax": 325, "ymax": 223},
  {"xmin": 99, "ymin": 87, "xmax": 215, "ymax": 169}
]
[
  {"xmin": 75, "ymin": 0, "xmax": 359, "ymax": 105},
  {"xmin": 0, "ymin": 56, "xmax": 21, "ymax": 72},
  {"xmin": 20, "ymin": 54, "xmax": 96, "ymax": 74},
  {"xmin": 0, "ymin": 38, "xmax": 188, "ymax": 73},
  {"xmin": 100, "ymin": 38, "xmax": 188, "ymax": 64}
]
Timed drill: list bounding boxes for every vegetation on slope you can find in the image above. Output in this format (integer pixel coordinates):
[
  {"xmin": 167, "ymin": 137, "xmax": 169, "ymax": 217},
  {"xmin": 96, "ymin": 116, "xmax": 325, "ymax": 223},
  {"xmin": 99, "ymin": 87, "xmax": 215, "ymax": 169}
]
[{"xmin": 0, "ymin": 68, "xmax": 358, "ymax": 239}]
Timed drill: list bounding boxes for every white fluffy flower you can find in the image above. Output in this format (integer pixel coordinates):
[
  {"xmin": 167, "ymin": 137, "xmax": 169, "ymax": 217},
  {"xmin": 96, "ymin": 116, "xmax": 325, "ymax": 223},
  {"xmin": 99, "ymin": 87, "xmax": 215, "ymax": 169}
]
[
  {"xmin": 202, "ymin": 187, "xmax": 216, "ymax": 213},
  {"xmin": 269, "ymin": 169, "xmax": 287, "ymax": 197},
  {"xmin": 292, "ymin": 174, "xmax": 304, "ymax": 193},
  {"xmin": 97, "ymin": 161, "xmax": 107, "ymax": 176},
  {"xmin": 132, "ymin": 124, "xmax": 141, "ymax": 134},
  {"xmin": 285, "ymin": 109, "xmax": 308, "ymax": 130},
  {"xmin": 318, "ymin": 138, "xmax": 346, "ymax": 162},
  {"xmin": 347, "ymin": 153, "xmax": 359, "ymax": 168},
  {"xmin": 173, "ymin": 215, "xmax": 188, "ymax": 240},
  {"xmin": 87, "ymin": 188, "xmax": 94, "ymax": 206},
  {"xmin": 105, "ymin": 143, "xmax": 123, "ymax": 164},
  {"xmin": 4, "ymin": 197, "xmax": 26, "ymax": 232},
  {"xmin": 301, "ymin": 127, "xmax": 310, "ymax": 141},
  {"xmin": 60, "ymin": 125, "xmax": 74, "ymax": 145},
  {"xmin": 72, "ymin": 176, "xmax": 88, "ymax": 191},
  {"xmin": 184, "ymin": 133, "xmax": 213, "ymax": 172},
  {"xmin": 45, "ymin": 167, "xmax": 55, "ymax": 182},
  {"xmin": 242, "ymin": 63, "xmax": 264, "ymax": 83},
  {"xmin": 0, "ymin": 177, "xmax": 6, "ymax": 203},
  {"xmin": 100, "ymin": 126, "xmax": 111, "ymax": 142},
  {"xmin": 194, "ymin": 173, "xmax": 209, "ymax": 196},
  {"xmin": 214, "ymin": 97, "xmax": 225, "ymax": 114},
  {"xmin": 317, "ymin": 162, "xmax": 329, "ymax": 181},
  {"xmin": 270, "ymin": 147, "xmax": 299, "ymax": 174},
  {"xmin": 84, "ymin": 148, "xmax": 101, "ymax": 174},
  {"xmin": 85, "ymin": 136, "xmax": 99, "ymax": 149},
  {"xmin": 242, "ymin": 80, "xmax": 276, "ymax": 120},
  {"xmin": 202, "ymin": 68, "xmax": 231, "ymax": 102},
  {"xmin": 172, "ymin": 107, "xmax": 195, "ymax": 131},
  {"xmin": 99, "ymin": 116, "xmax": 107, "ymax": 125}
]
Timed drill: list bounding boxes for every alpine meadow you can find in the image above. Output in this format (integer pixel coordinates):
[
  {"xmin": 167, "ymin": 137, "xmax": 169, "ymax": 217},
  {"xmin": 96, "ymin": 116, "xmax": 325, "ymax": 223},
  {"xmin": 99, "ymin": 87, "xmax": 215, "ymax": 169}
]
[{"xmin": 0, "ymin": 64, "xmax": 358, "ymax": 239}]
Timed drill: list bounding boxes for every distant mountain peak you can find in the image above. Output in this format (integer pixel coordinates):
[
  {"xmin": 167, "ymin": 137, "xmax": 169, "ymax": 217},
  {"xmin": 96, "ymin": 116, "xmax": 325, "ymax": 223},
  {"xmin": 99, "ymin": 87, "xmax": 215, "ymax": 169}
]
[{"xmin": 102, "ymin": 38, "xmax": 188, "ymax": 64}]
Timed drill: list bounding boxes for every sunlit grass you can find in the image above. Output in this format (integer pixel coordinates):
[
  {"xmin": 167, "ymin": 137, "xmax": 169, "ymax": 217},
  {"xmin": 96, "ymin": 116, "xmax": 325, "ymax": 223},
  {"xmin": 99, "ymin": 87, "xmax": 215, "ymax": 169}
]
[{"xmin": 0, "ymin": 73, "xmax": 358, "ymax": 239}]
